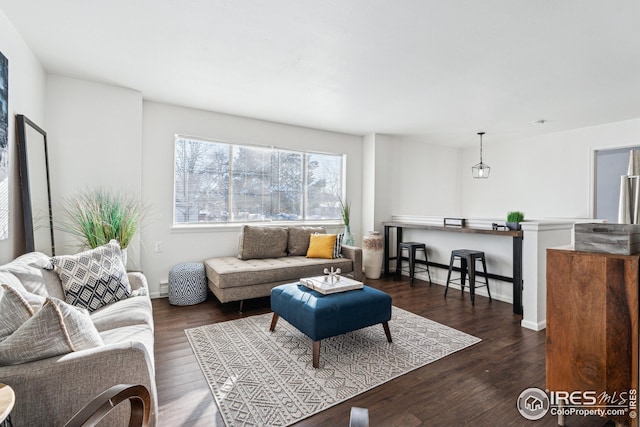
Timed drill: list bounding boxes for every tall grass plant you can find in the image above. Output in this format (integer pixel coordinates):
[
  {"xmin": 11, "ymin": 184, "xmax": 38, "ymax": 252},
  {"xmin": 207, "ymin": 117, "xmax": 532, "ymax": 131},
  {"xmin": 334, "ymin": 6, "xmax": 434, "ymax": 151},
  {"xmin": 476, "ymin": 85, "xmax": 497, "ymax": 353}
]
[{"xmin": 60, "ymin": 189, "xmax": 143, "ymax": 249}]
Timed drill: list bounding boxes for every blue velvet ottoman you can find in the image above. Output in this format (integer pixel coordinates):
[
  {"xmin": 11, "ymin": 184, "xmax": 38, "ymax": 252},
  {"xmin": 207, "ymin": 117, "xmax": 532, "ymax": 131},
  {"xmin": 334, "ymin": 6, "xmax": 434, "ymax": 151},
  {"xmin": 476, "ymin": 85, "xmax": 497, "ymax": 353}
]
[{"xmin": 270, "ymin": 283, "xmax": 392, "ymax": 368}]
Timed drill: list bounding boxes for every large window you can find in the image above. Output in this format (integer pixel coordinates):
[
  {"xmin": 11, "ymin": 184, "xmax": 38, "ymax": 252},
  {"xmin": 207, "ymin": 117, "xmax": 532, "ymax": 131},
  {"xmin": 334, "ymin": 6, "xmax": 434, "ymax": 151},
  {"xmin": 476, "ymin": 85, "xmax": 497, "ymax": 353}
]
[{"xmin": 174, "ymin": 136, "xmax": 345, "ymax": 224}]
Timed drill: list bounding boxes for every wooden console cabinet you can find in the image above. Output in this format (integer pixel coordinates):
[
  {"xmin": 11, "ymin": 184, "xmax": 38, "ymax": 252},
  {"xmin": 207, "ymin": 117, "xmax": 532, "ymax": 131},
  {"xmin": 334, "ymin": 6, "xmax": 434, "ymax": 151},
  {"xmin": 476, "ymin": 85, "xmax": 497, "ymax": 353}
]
[{"xmin": 547, "ymin": 247, "xmax": 639, "ymax": 426}]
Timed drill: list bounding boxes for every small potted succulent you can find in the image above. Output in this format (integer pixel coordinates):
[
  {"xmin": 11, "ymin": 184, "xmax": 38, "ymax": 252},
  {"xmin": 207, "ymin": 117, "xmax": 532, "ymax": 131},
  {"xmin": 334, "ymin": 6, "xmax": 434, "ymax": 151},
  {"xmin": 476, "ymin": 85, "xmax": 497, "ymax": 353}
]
[{"xmin": 506, "ymin": 211, "xmax": 525, "ymax": 231}]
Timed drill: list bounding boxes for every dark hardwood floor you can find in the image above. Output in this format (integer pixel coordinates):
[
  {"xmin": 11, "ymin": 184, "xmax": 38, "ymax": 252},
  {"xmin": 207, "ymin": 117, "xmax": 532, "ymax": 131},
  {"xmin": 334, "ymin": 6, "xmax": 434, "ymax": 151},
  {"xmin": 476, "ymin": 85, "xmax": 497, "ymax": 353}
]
[{"xmin": 152, "ymin": 276, "xmax": 613, "ymax": 427}]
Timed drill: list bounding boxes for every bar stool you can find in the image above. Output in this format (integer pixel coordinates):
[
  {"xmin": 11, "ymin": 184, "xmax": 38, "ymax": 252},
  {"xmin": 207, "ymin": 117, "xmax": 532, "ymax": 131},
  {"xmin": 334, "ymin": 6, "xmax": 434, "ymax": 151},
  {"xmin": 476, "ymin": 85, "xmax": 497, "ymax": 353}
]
[
  {"xmin": 396, "ymin": 242, "xmax": 432, "ymax": 285},
  {"xmin": 445, "ymin": 249, "xmax": 492, "ymax": 305}
]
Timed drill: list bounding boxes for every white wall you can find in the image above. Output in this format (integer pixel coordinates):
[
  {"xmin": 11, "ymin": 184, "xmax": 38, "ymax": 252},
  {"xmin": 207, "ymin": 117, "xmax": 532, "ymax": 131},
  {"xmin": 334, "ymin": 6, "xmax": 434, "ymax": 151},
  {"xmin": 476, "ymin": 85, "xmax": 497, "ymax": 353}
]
[
  {"xmin": 45, "ymin": 76, "xmax": 143, "ymax": 263},
  {"xmin": 362, "ymin": 133, "xmax": 400, "ymax": 234},
  {"xmin": 141, "ymin": 101, "xmax": 363, "ymax": 296},
  {"xmin": 460, "ymin": 118, "xmax": 640, "ymax": 219},
  {"xmin": 0, "ymin": 9, "xmax": 46, "ymax": 262},
  {"xmin": 385, "ymin": 136, "xmax": 462, "ymax": 218},
  {"xmin": 362, "ymin": 133, "xmax": 376, "ymax": 233}
]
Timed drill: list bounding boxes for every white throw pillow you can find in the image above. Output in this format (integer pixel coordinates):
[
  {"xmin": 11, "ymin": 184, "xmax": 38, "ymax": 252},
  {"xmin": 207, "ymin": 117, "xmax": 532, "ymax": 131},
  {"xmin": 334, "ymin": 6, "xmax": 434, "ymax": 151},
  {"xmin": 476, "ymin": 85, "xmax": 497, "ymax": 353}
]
[{"xmin": 0, "ymin": 297, "xmax": 104, "ymax": 365}]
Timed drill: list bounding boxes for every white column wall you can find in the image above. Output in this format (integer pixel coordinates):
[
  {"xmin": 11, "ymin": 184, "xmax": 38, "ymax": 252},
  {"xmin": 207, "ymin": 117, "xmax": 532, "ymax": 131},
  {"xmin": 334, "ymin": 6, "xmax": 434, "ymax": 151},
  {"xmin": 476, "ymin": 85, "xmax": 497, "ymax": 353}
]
[
  {"xmin": 372, "ymin": 134, "xmax": 397, "ymax": 233},
  {"xmin": 520, "ymin": 221, "xmax": 573, "ymax": 331},
  {"xmin": 362, "ymin": 133, "xmax": 376, "ymax": 234}
]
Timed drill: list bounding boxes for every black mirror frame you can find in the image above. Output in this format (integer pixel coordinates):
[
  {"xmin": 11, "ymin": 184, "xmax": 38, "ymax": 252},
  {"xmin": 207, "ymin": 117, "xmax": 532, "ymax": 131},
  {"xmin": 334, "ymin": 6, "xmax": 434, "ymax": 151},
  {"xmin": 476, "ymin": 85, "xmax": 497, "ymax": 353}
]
[{"xmin": 16, "ymin": 114, "xmax": 55, "ymax": 255}]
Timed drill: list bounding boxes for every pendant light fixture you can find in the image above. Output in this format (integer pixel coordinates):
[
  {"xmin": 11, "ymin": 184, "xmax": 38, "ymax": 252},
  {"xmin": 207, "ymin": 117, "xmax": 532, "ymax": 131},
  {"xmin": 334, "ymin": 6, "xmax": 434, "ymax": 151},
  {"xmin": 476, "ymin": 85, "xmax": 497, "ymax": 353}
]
[{"xmin": 472, "ymin": 132, "xmax": 490, "ymax": 179}]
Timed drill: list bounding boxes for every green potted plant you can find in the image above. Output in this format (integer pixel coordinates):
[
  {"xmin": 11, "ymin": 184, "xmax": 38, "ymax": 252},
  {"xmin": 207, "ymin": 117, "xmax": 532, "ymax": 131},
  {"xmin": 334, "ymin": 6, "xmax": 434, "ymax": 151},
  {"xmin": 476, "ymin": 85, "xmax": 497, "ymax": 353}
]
[
  {"xmin": 338, "ymin": 197, "xmax": 354, "ymax": 245},
  {"xmin": 506, "ymin": 211, "xmax": 525, "ymax": 231},
  {"xmin": 59, "ymin": 188, "xmax": 143, "ymax": 262}
]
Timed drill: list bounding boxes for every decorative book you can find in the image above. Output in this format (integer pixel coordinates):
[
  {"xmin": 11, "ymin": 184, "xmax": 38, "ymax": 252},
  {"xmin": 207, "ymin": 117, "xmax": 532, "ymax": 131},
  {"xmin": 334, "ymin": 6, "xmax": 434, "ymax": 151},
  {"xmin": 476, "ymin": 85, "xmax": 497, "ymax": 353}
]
[{"xmin": 299, "ymin": 275, "xmax": 364, "ymax": 295}]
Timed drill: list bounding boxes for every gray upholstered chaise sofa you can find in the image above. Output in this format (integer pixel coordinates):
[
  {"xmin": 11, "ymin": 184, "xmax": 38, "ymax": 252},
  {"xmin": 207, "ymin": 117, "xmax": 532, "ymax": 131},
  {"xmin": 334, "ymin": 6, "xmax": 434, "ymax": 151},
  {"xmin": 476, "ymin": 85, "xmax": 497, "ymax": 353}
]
[
  {"xmin": 0, "ymin": 252, "xmax": 157, "ymax": 426},
  {"xmin": 205, "ymin": 225, "xmax": 363, "ymax": 309}
]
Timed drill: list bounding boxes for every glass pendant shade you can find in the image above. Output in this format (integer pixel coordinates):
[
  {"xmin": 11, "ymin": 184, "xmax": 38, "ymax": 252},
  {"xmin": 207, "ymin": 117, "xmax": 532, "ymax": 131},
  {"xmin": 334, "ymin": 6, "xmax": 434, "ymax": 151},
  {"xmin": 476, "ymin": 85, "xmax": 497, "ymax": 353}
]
[
  {"xmin": 472, "ymin": 162, "xmax": 491, "ymax": 178},
  {"xmin": 472, "ymin": 132, "xmax": 490, "ymax": 179}
]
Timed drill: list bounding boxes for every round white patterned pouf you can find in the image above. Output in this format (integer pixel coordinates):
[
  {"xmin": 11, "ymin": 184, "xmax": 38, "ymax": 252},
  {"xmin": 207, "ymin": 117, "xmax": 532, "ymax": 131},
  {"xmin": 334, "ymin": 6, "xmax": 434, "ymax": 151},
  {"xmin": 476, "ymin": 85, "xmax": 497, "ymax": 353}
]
[{"xmin": 168, "ymin": 263, "xmax": 208, "ymax": 306}]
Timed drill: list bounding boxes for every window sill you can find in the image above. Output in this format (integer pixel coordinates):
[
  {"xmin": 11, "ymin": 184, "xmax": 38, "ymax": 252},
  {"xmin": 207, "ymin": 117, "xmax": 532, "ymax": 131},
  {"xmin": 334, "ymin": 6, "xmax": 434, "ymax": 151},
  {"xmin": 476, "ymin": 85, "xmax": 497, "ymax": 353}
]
[{"xmin": 170, "ymin": 220, "xmax": 345, "ymax": 233}]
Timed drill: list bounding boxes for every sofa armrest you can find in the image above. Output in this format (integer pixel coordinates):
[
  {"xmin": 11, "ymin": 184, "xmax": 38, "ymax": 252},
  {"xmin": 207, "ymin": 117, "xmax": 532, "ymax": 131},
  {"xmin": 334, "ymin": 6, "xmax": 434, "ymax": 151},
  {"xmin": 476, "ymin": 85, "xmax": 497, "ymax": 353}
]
[
  {"xmin": 127, "ymin": 271, "xmax": 148, "ymax": 294},
  {"xmin": 341, "ymin": 245, "xmax": 363, "ymax": 281},
  {"xmin": 0, "ymin": 337, "xmax": 157, "ymax": 427}
]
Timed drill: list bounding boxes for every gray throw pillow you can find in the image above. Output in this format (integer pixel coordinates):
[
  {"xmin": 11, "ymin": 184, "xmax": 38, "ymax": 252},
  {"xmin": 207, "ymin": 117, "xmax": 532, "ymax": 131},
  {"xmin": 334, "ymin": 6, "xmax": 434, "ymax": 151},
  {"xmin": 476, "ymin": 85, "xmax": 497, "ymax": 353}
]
[
  {"xmin": 0, "ymin": 297, "xmax": 103, "ymax": 365},
  {"xmin": 49, "ymin": 240, "xmax": 131, "ymax": 312},
  {"xmin": 0, "ymin": 284, "xmax": 45, "ymax": 342},
  {"xmin": 287, "ymin": 226, "xmax": 326, "ymax": 256},
  {"xmin": 237, "ymin": 226, "xmax": 288, "ymax": 260},
  {"xmin": 0, "ymin": 251, "xmax": 65, "ymax": 299}
]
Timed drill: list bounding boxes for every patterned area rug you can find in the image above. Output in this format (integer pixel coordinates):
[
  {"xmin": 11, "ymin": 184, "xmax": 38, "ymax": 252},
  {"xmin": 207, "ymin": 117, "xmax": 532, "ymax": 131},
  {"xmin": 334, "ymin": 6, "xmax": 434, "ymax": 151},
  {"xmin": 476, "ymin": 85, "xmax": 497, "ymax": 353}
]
[{"xmin": 185, "ymin": 306, "xmax": 480, "ymax": 427}]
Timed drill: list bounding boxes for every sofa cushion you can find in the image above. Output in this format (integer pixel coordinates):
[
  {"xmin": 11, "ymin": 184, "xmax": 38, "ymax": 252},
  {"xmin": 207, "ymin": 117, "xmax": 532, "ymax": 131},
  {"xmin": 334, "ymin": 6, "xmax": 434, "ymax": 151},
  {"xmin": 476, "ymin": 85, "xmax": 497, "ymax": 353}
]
[
  {"xmin": 90, "ymin": 295, "xmax": 154, "ymax": 333},
  {"xmin": 307, "ymin": 234, "xmax": 337, "ymax": 259},
  {"xmin": 0, "ymin": 285, "xmax": 45, "ymax": 342},
  {"xmin": 0, "ymin": 252, "xmax": 64, "ymax": 299},
  {"xmin": 238, "ymin": 226, "xmax": 288, "ymax": 260},
  {"xmin": 49, "ymin": 240, "xmax": 131, "ymax": 312},
  {"xmin": 205, "ymin": 256, "xmax": 354, "ymax": 289},
  {"xmin": 287, "ymin": 226, "xmax": 326, "ymax": 256},
  {"xmin": 0, "ymin": 297, "xmax": 103, "ymax": 365}
]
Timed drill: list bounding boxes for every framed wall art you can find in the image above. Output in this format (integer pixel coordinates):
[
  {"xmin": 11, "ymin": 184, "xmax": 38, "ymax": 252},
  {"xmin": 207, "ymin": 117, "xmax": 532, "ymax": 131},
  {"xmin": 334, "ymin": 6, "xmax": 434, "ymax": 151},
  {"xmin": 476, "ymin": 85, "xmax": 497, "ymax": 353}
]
[{"xmin": 0, "ymin": 51, "xmax": 8, "ymax": 240}]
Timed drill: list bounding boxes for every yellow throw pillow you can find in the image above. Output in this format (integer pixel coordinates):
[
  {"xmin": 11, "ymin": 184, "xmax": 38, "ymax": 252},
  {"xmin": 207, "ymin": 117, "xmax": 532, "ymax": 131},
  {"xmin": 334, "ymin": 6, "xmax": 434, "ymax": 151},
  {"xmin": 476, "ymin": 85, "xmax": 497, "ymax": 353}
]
[{"xmin": 306, "ymin": 234, "xmax": 337, "ymax": 259}]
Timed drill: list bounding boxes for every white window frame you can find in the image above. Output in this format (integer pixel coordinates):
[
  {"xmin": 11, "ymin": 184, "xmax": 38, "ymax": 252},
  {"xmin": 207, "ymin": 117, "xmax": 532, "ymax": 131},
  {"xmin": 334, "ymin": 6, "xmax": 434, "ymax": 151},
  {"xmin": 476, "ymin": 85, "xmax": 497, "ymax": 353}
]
[{"xmin": 172, "ymin": 134, "xmax": 347, "ymax": 228}]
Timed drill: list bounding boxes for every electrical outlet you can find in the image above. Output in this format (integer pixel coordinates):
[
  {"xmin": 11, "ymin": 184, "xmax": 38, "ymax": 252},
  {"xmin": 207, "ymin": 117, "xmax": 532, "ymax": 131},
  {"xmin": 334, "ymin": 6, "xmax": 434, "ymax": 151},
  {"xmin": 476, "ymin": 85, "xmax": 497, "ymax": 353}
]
[{"xmin": 154, "ymin": 241, "xmax": 162, "ymax": 253}]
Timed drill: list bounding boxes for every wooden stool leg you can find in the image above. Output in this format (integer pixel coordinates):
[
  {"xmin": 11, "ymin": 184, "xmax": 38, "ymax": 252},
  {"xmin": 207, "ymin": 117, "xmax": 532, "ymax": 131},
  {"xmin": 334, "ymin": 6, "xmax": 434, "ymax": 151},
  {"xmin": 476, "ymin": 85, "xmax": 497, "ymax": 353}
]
[
  {"xmin": 312, "ymin": 341, "xmax": 321, "ymax": 368},
  {"xmin": 269, "ymin": 313, "xmax": 279, "ymax": 331},
  {"xmin": 382, "ymin": 322, "xmax": 392, "ymax": 343}
]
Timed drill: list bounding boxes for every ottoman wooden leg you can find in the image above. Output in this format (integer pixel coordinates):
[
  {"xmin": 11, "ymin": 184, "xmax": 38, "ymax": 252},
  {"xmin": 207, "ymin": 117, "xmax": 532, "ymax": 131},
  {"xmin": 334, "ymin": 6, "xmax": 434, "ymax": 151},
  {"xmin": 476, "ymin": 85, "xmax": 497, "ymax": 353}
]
[
  {"xmin": 269, "ymin": 313, "xmax": 279, "ymax": 332},
  {"xmin": 382, "ymin": 322, "xmax": 392, "ymax": 343},
  {"xmin": 312, "ymin": 341, "xmax": 321, "ymax": 368}
]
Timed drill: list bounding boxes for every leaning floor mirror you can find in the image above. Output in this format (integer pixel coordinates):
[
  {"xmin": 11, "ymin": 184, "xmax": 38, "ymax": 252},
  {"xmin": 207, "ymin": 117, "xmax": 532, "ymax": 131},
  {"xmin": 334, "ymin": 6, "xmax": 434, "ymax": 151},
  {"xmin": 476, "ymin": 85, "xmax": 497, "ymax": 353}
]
[{"xmin": 16, "ymin": 114, "xmax": 55, "ymax": 255}]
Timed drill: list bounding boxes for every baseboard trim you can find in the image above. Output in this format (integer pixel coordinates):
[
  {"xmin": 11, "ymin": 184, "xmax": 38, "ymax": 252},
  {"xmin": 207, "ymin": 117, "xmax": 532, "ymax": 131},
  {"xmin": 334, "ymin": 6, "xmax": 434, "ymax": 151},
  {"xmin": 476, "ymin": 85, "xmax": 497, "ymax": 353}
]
[
  {"xmin": 399, "ymin": 271, "xmax": 514, "ymax": 305},
  {"xmin": 520, "ymin": 319, "xmax": 546, "ymax": 331}
]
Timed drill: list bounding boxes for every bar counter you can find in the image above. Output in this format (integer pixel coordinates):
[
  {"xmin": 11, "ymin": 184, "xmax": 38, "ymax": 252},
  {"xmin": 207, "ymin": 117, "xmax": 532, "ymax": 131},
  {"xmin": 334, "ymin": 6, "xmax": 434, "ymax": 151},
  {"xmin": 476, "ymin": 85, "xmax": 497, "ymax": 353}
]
[{"xmin": 382, "ymin": 220, "xmax": 524, "ymax": 315}]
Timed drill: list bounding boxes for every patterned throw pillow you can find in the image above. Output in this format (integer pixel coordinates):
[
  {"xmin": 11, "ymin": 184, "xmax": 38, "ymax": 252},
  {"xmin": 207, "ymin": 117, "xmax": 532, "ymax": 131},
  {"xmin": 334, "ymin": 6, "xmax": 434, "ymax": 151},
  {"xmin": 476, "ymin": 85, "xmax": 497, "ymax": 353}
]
[
  {"xmin": 49, "ymin": 240, "xmax": 131, "ymax": 312},
  {"xmin": 0, "ymin": 297, "xmax": 103, "ymax": 365},
  {"xmin": 0, "ymin": 284, "xmax": 45, "ymax": 342},
  {"xmin": 333, "ymin": 232, "xmax": 344, "ymax": 258}
]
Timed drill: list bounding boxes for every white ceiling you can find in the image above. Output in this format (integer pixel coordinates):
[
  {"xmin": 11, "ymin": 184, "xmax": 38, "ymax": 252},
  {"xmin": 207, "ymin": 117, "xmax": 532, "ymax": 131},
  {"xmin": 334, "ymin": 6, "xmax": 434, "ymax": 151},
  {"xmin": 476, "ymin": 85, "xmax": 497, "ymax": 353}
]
[{"xmin": 1, "ymin": 0, "xmax": 639, "ymax": 146}]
